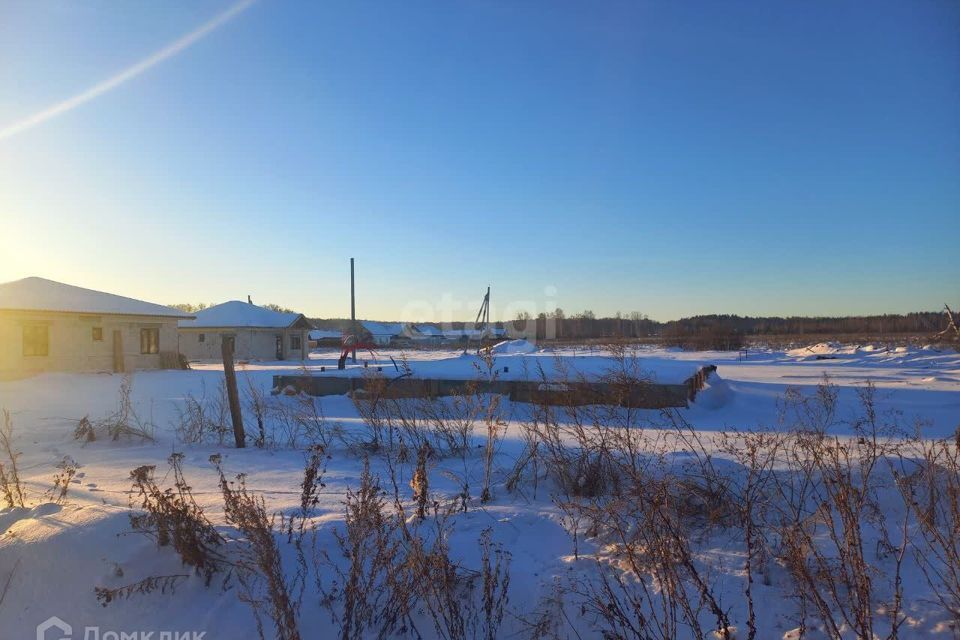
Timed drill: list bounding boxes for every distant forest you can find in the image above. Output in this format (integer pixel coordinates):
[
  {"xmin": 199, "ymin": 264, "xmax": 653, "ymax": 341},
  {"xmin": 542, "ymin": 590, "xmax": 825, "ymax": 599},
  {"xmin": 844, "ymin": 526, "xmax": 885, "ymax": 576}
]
[
  {"xmin": 507, "ymin": 310, "xmax": 949, "ymax": 345},
  {"xmin": 310, "ymin": 310, "xmax": 951, "ymax": 342}
]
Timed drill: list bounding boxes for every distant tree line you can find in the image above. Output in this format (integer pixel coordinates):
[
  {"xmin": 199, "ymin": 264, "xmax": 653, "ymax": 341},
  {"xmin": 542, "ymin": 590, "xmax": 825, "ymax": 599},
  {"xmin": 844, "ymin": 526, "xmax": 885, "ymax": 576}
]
[
  {"xmin": 169, "ymin": 302, "xmax": 213, "ymax": 313},
  {"xmin": 505, "ymin": 310, "xmax": 660, "ymax": 341},
  {"xmin": 664, "ymin": 312, "xmax": 944, "ymax": 337},
  {"xmin": 306, "ymin": 310, "xmax": 947, "ymax": 343},
  {"xmin": 505, "ymin": 310, "xmax": 945, "ymax": 342}
]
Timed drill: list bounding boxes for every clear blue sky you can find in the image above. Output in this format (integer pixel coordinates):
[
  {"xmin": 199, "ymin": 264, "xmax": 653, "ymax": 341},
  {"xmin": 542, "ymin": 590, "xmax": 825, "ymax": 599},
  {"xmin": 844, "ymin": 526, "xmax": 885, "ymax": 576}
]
[{"xmin": 1, "ymin": 0, "xmax": 957, "ymax": 321}]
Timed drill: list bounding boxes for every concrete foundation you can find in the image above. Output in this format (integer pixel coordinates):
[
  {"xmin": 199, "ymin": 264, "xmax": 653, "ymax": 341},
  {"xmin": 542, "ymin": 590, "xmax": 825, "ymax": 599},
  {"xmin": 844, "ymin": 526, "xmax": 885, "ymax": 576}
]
[{"xmin": 272, "ymin": 365, "xmax": 717, "ymax": 409}]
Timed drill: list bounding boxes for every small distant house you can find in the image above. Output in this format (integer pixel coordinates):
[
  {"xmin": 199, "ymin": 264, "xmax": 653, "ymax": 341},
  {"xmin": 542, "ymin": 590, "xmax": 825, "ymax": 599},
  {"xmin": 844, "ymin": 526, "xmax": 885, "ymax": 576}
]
[
  {"xmin": 0, "ymin": 277, "xmax": 193, "ymax": 377},
  {"xmin": 361, "ymin": 321, "xmax": 406, "ymax": 346},
  {"xmin": 411, "ymin": 324, "xmax": 444, "ymax": 344},
  {"xmin": 307, "ymin": 329, "xmax": 342, "ymax": 349},
  {"xmin": 414, "ymin": 324, "xmax": 443, "ymax": 338},
  {"xmin": 178, "ymin": 301, "xmax": 314, "ymax": 362}
]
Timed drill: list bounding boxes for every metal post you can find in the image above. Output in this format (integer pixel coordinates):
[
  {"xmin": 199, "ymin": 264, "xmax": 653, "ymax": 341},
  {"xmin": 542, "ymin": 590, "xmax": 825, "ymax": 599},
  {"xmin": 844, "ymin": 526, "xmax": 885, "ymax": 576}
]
[{"xmin": 350, "ymin": 257, "xmax": 357, "ymax": 363}]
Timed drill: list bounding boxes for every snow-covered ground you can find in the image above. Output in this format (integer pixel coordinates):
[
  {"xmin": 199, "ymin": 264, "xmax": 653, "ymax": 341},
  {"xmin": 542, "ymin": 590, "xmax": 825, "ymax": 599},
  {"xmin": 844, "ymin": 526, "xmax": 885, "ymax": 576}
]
[{"xmin": 1, "ymin": 343, "xmax": 958, "ymax": 639}]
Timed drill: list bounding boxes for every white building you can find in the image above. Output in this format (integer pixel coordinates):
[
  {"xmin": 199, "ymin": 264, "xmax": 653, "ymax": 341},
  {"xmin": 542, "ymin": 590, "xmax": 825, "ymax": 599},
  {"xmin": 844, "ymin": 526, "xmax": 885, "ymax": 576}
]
[
  {"xmin": 0, "ymin": 277, "xmax": 192, "ymax": 378},
  {"xmin": 361, "ymin": 321, "xmax": 407, "ymax": 346},
  {"xmin": 178, "ymin": 301, "xmax": 313, "ymax": 362},
  {"xmin": 414, "ymin": 324, "xmax": 444, "ymax": 338}
]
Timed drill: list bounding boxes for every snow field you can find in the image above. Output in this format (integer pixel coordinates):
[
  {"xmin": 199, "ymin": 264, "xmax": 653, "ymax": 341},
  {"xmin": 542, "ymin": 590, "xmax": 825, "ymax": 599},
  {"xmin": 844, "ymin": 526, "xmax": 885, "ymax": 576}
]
[{"xmin": 0, "ymin": 344, "xmax": 958, "ymax": 639}]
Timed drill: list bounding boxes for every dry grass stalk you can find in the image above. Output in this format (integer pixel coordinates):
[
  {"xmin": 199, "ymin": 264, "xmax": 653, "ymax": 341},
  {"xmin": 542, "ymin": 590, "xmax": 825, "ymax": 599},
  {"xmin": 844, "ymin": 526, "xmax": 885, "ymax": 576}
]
[
  {"xmin": 319, "ymin": 458, "xmax": 414, "ymax": 640},
  {"xmin": 895, "ymin": 438, "xmax": 960, "ymax": 622},
  {"xmin": 173, "ymin": 379, "xmax": 230, "ymax": 444},
  {"xmin": 48, "ymin": 455, "xmax": 80, "ymax": 504},
  {"xmin": 95, "ymin": 375, "xmax": 156, "ymax": 442},
  {"xmin": 772, "ymin": 380, "xmax": 909, "ymax": 640},
  {"xmin": 128, "ymin": 453, "xmax": 226, "ymax": 585},
  {"xmin": 0, "ymin": 409, "xmax": 25, "ymax": 509},
  {"xmin": 411, "ymin": 442, "xmax": 432, "ymax": 520},
  {"xmin": 243, "ymin": 372, "xmax": 270, "ymax": 448},
  {"xmin": 95, "ymin": 574, "xmax": 189, "ymax": 606},
  {"xmin": 211, "ymin": 455, "xmax": 302, "ymax": 640}
]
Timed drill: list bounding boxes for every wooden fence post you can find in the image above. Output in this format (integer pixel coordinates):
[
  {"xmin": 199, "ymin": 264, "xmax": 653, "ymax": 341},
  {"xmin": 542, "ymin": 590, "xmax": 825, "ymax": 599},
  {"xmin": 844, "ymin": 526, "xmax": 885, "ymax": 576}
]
[{"xmin": 221, "ymin": 335, "xmax": 246, "ymax": 448}]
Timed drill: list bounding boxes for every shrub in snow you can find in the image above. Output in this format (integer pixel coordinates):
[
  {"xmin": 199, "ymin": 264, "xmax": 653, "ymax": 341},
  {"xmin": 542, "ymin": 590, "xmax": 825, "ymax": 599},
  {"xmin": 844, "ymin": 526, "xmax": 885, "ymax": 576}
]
[
  {"xmin": 212, "ymin": 455, "xmax": 302, "ymax": 640},
  {"xmin": 173, "ymin": 379, "xmax": 231, "ymax": 445},
  {"xmin": 47, "ymin": 455, "xmax": 79, "ymax": 505},
  {"xmin": 0, "ymin": 408, "xmax": 25, "ymax": 509},
  {"xmin": 127, "ymin": 453, "xmax": 226, "ymax": 585},
  {"xmin": 96, "ymin": 375, "xmax": 156, "ymax": 442}
]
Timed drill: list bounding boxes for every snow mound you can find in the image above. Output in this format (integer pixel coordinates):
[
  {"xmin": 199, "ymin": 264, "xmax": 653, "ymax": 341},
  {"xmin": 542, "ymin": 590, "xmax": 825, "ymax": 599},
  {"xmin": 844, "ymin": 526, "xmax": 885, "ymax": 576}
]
[
  {"xmin": 692, "ymin": 373, "xmax": 733, "ymax": 410},
  {"xmin": 786, "ymin": 342, "xmax": 843, "ymax": 358},
  {"xmin": 490, "ymin": 339, "xmax": 538, "ymax": 355},
  {"xmin": 0, "ymin": 502, "xmax": 62, "ymax": 534}
]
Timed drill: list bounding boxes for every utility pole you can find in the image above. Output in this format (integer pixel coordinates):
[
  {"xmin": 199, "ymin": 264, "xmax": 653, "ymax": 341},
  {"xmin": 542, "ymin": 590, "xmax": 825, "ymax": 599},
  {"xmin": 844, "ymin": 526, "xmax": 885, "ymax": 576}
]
[{"xmin": 350, "ymin": 257, "xmax": 357, "ymax": 363}]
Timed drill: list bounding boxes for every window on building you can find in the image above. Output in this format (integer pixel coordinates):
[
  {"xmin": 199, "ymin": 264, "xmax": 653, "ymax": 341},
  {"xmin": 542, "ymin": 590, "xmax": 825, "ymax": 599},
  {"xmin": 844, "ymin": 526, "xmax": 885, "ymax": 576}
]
[
  {"xmin": 92, "ymin": 327, "xmax": 103, "ymax": 342},
  {"xmin": 290, "ymin": 334, "xmax": 302, "ymax": 351},
  {"xmin": 23, "ymin": 325, "xmax": 49, "ymax": 356},
  {"xmin": 140, "ymin": 328, "xmax": 160, "ymax": 354},
  {"xmin": 198, "ymin": 333, "xmax": 205, "ymax": 343}
]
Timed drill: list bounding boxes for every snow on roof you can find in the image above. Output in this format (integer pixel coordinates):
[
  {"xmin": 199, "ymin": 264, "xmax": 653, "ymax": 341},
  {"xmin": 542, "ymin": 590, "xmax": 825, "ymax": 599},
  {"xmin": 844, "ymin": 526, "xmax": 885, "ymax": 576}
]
[
  {"xmin": 362, "ymin": 320, "xmax": 406, "ymax": 336},
  {"xmin": 179, "ymin": 301, "xmax": 311, "ymax": 329},
  {"xmin": 0, "ymin": 277, "xmax": 193, "ymax": 318},
  {"xmin": 415, "ymin": 324, "xmax": 443, "ymax": 336},
  {"xmin": 309, "ymin": 329, "xmax": 342, "ymax": 340}
]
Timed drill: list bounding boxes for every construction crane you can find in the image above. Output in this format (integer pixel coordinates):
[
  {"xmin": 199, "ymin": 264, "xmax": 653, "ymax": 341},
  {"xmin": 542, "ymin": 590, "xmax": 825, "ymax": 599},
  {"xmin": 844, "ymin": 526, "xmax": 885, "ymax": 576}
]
[
  {"xmin": 463, "ymin": 286, "xmax": 491, "ymax": 354},
  {"xmin": 474, "ymin": 286, "xmax": 491, "ymax": 336}
]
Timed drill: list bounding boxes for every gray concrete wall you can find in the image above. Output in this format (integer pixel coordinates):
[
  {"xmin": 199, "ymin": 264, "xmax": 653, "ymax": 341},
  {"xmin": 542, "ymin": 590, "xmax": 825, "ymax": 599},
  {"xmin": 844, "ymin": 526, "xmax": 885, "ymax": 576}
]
[
  {"xmin": 179, "ymin": 327, "xmax": 307, "ymax": 362},
  {"xmin": 272, "ymin": 373, "xmax": 697, "ymax": 409}
]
